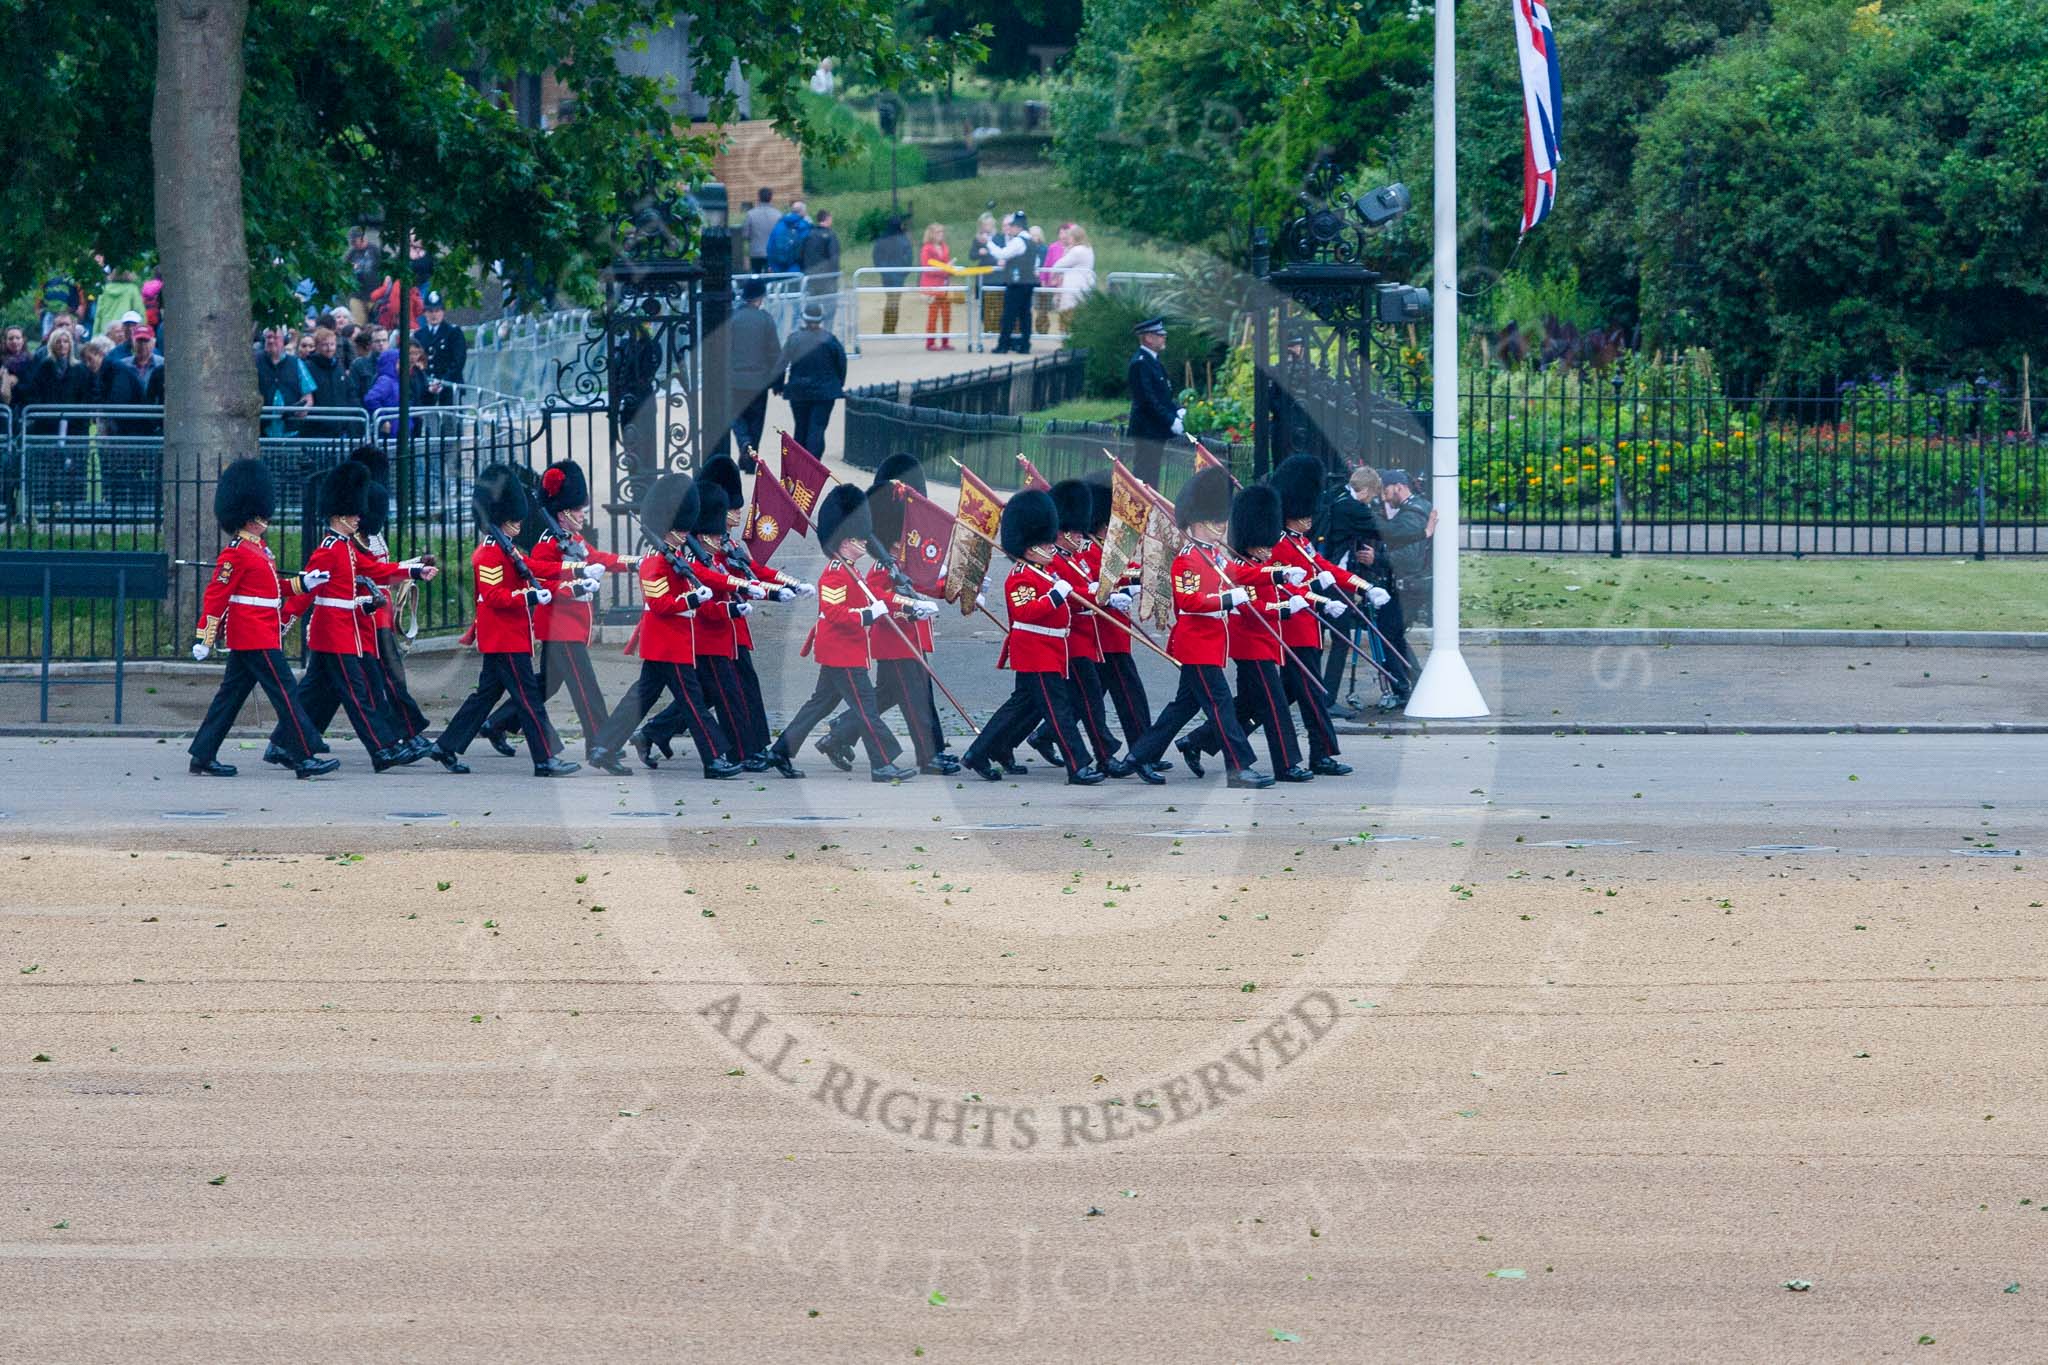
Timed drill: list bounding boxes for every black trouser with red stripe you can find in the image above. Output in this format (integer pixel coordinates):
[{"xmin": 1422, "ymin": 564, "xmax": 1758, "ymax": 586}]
[
  {"xmin": 770, "ymin": 665, "xmax": 903, "ymax": 770},
  {"xmin": 965, "ymin": 669, "xmax": 1095, "ymax": 777},
  {"xmin": 1125, "ymin": 662, "xmax": 1258, "ymax": 772},
  {"xmin": 1187, "ymin": 658, "xmax": 1301, "ymax": 772},
  {"xmin": 277, "ymin": 649, "xmax": 402, "ymax": 760},
  {"xmin": 825, "ymin": 656, "xmax": 947, "ymax": 766},
  {"xmin": 483, "ymin": 639, "xmax": 604, "ymax": 753},
  {"xmin": 600, "ymin": 659, "xmax": 731, "ymax": 769},
  {"xmin": 438, "ymin": 652, "xmax": 559, "ymax": 763},
  {"xmin": 1024, "ymin": 656, "xmax": 1116, "ymax": 764},
  {"xmin": 1281, "ymin": 644, "xmax": 1340, "ymax": 762},
  {"xmin": 362, "ymin": 648, "xmax": 431, "ymax": 741},
  {"xmin": 1097, "ymin": 651, "xmax": 1152, "ymax": 749},
  {"xmin": 733, "ymin": 646, "xmax": 773, "ymax": 755},
  {"xmin": 194, "ymin": 648, "xmax": 328, "ymax": 766},
  {"xmin": 695, "ymin": 654, "xmax": 755, "ymax": 760}
]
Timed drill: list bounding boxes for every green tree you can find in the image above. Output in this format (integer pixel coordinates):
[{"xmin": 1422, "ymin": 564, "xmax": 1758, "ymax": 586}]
[
  {"xmin": 897, "ymin": 1, "xmax": 1080, "ymax": 82},
  {"xmin": 1632, "ymin": 0, "xmax": 2048, "ymax": 385}
]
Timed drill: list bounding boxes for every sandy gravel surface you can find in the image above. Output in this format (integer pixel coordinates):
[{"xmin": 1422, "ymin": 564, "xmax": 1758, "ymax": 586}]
[{"xmin": 4, "ymin": 779, "xmax": 2045, "ymax": 1362}]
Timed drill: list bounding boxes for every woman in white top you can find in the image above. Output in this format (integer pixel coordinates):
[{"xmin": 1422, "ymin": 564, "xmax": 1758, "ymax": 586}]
[{"xmin": 1055, "ymin": 225, "xmax": 1097, "ymax": 317}]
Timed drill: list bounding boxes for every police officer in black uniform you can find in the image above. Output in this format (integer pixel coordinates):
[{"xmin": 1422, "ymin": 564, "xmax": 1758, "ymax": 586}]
[
  {"xmin": 1126, "ymin": 316, "xmax": 1181, "ymax": 486},
  {"xmin": 775, "ymin": 300, "xmax": 847, "ymax": 459},
  {"xmin": 413, "ymin": 290, "xmax": 467, "ymax": 406}
]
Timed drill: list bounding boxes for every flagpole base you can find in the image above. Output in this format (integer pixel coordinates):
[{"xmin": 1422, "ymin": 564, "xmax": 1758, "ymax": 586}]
[{"xmin": 1404, "ymin": 644, "xmax": 1489, "ymax": 719}]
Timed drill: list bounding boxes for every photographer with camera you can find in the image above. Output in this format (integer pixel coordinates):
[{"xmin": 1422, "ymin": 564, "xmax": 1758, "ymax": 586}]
[{"xmin": 1318, "ymin": 465, "xmax": 1419, "ymax": 712}]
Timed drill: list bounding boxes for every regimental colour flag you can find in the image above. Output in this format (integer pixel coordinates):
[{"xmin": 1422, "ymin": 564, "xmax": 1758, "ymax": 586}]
[
  {"xmin": 1512, "ymin": 0, "xmax": 1561, "ymax": 237},
  {"xmin": 943, "ymin": 463, "xmax": 1007, "ymax": 614},
  {"xmin": 1015, "ymin": 453, "xmax": 1052, "ymax": 493},
  {"xmin": 893, "ymin": 482, "xmax": 956, "ymax": 598},
  {"xmin": 777, "ymin": 431, "xmax": 831, "ymax": 534},
  {"xmin": 744, "ymin": 464, "xmax": 805, "ymax": 566}
]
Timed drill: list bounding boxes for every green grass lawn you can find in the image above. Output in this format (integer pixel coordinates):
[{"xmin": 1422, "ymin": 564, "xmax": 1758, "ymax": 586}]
[
  {"xmin": 1026, "ymin": 397, "xmax": 1128, "ymax": 426},
  {"xmin": 816, "ymin": 170, "xmax": 1188, "ymax": 280},
  {"xmin": 1464, "ymin": 555, "xmax": 2048, "ymax": 631}
]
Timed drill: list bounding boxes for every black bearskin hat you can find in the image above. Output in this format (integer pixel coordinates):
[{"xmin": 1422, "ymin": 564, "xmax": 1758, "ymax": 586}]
[
  {"xmin": 817, "ymin": 483, "xmax": 872, "ymax": 554},
  {"xmin": 1228, "ymin": 484, "xmax": 1283, "ymax": 557},
  {"xmin": 348, "ymin": 443, "xmax": 389, "ymax": 486},
  {"xmin": 641, "ymin": 473, "xmax": 698, "ymax": 545},
  {"xmin": 1050, "ymin": 478, "xmax": 1093, "ymax": 537},
  {"xmin": 692, "ymin": 480, "xmax": 729, "ymax": 537},
  {"xmin": 701, "ymin": 454, "xmax": 745, "ymax": 510},
  {"xmin": 320, "ymin": 459, "xmax": 372, "ymax": 522},
  {"xmin": 539, "ymin": 460, "xmax": 589, "ymax": 514},
  {"xmin": 1272, "ymin": 453, "xmax": 1326, "ymax": 524},
  {"xmin": 1000, "ymin": 488, "xmax": 1059, "ymax": 560},
  {"xmin": 1085, "ymin": 469, "xmax": 1113, "ymax": 535},
  {"xmin": 360, "ymin": 482, "xmax": 392, "ymax": 540},
  {"xmin": 214, "ymin": 457, "xmax": 274, "ymax": 534},
  {"xmin": 473, "ymin": 464, "xmax": 530, "ymax": 529},
  {"xmin": 1173, "ymin": 464, "xmax": 1233, "ymax": 532},
  {"xmin": 868, "ymin": 453, "xmax": 926, "ymax": 548}
]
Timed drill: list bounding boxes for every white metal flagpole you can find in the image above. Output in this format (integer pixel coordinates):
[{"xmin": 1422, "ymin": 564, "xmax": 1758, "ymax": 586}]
[{"xmin": 1404, "ymin": 0, "xmax": 1490, "ymax": 719}]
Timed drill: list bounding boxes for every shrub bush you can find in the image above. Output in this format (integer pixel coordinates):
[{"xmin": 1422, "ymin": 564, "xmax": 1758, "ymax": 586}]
[
  {"xmin": 799, "ymin": 92, "xmax": 928, "ymax": 196},
  {"xmin": 1063, "ymin": 292, "xmax": 1221, "ymax": 401}
]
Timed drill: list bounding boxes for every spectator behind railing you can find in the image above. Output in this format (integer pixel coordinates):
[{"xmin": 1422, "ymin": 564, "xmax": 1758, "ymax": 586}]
[
  {"xmin": 919, "ymin": 223, "xmax": 954, "ymax": 351},
  {"xmin": 104, "ymin": 326, "xmax": 164, "ymax": 435}
]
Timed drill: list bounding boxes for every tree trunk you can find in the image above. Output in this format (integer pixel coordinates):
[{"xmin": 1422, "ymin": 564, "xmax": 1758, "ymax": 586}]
[{"xmin": 155, "ymin": 0, "xmax": 257, "ymax": 610}]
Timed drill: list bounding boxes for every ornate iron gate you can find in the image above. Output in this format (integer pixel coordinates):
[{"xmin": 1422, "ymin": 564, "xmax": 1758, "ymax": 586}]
[{"xmin": 1250, "ymin": 162, "xmax": 1429, "ymax": 482}]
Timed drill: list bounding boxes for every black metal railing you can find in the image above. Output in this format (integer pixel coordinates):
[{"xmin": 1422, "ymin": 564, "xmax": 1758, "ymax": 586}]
[{"xmin": 856, "ymin": 350, "xmax": 1088, "ymax": 419}]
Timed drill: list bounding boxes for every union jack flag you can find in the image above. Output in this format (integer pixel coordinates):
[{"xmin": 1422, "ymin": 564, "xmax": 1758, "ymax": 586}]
[{"xmin": 1513, "ymin": 0, "xmax": 1561, "ymax": 236}]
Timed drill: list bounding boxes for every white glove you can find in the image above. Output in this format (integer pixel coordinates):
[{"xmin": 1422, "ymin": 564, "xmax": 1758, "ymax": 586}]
[
  {"xmin": 1312, "ymin": 569, "xmax": 1337, "ymax": 591},
  {"xmin": 859, "ymin": 603, "xmax": 890, "ymax": 625},
  {"xmin": 1176, "ymin": 406, "xmax": 1188, "ymax": 421},
  {"xmin": 1276, "ymin": 596, "xmax": 1309, "ymax": 617},
  {"xmin": 792, "ymin": 580, "xmax": 817, "ymax": 597},
  {"xmin": 974, "ymin": 592, "xmax": 988, "ymax": 613},
  {"xmin": 733, "ymin": 600, "xmax": 754, "ymax": 617},
  {"xmin": 773, "ymin": 586, "xmax": 798, "ymax": 604},
  {"xmin": 1365, "ymin": 585, "xmax": 1392, "ymax": 608},
  {"xmin": 1320, "ymin": 597, "xmax": 1347, "ymax": 620},
  {"xmin": 1221, "ymin": 587, "xmax": 1250, "ymax": 610},
  {"xmin": 1107, "ymin": 590, "xmax": 1135, "ymax": 613},
  {"xmin": 1086, "ymin": 581, "xmax": 1101, "ymax": 596},
  {"xmin": 577, "ymin": 562, "xmax": 606, "ymax": 581},
  {"xmin": 1047, "ymin": 578, "xmax": 1073, "ymax": 603},
  {"xmin": 571, "ymin": 578, "xmax": 600, "ymax": 601},
  {"xmin": 526, "ymin": 586, "xmax": 553, "ymax": 606},
  {"xmin": 1276, "ymin": 565, "xmax": 1308, "ymax": 586},
  {"xmin": 1170, "ymin": 417, "xmax": 1185, "ymax": 436},
  {"xmin": 353, "ymin": 594, "xmax": 377, "ymax": 610},
  {"xmin": 300, "ymin": 569, "xmax": 331, "ymax": 591},
  {"xmin": 191, "ymin": 642, "xmax": 211, "ymax": 662},
  {"xmin": 744, "ymin": 582, "xmax": 769, "ymax": 600},
  {"xmin": 686, "ymin": 586, "xmax": 714, "ymax": 607},
  {"xmin": 907, "ymin": 598, "xmax": 940, "ymax": 621}
]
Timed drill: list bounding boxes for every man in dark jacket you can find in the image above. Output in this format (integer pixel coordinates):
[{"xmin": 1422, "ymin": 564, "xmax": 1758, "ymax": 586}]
[
  {"xmin": 727, "ymin": 279, "xmax": 782, "ymax": 464},
  {"xmin": 799, "ymin": 210, "xmax": 842, "ymax": 326},
  {"xmin": 105, "ymin": 326, "xmax": 166, "ymax": 430},
  {"xmin": 987, "ymin": 211, "xmax": 1039, "ymax": 354},
  {"xmin": 302, "ymin": 326, "xmax": 356, "ymax": 435},
  {"xmin": 412, "ymin": 291, "xmax": 466, "ymax": 406},
  {"xmin": 254, "ymin": 327, "xmax": 312, "ymax": 434},
  {"xmin": 871, "ymin": 215, "xmax": 914, "ymax": 334},
  {"xmin": 1125, "ymin": 316, "xmax": 1181, "ymax": 486},
  {"xmin": 1378, "ymin": 470, "xmax": 1433, "ymax": 623},
  {"xmin": 1318, "ymin": 467, "xmax": 1413, "ymax": 708},
  {"xmin": 775, "ymin": 301, "xmax": 847, "ymax": 458}
]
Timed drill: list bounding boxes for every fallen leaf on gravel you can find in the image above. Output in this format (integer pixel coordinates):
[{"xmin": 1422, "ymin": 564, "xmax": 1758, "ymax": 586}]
[
  {"xmin": 1270, "ymin": 1330, "xmax": 1300, "ymax": 1342},
  {"xmin": 2005, "ymin": 1283, "xmax": 2020, "ymax": 1294},
  {"xmin": 32, "ymin": 1054, "xmax": 50, "ymax": 1063},
  {"xmin": 207, "ymin": 1175, "xmax": 228, "ymax": 1186},
  {"xmin": 1783, "ymin": 1280, "xmax": 1812, "ymax": 1292},
  {"xmin": 1085, "ymin": 1207, "xmax": 1104, "ymax": 1217},
  {"xmin": 1487, "ymin": 1268, "xmax": 1526, "ymax": 1280},
  {"xmin": 927, "ymin": 1291, "xmax": 947, "ymax": 1306}
]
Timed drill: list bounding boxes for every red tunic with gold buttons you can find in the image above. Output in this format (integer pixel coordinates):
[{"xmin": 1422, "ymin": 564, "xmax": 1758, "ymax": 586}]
[
  {"xmin": 1051, "ymin": 548, "xmax": 1100, "ymax": 662},
  {"xmin": 995, "ymin": 561, "xmax": 1070, "ymax": 673},
  {"xmin": 471, "ymin": 538, "xmax": 562, "ymax": 655},
  {"xmin": 809, "ymin": 561, "xmax": 875, "ymax": 667},
  {"xmin": 1271, "ymin": 529, "xmax": 1359, "ymax": 649},
  {"xmin": 1225, "ymin": 558, "xmax": 1285, "ymax": 664},
  {"xmin": 530, "ymin": 530, "xmax": 635, "ymax": 642},
  {"xmin": 288, "ymin": 533, "xmax": 412, "ymax": 656},
  {"xmin": 633, "ymin": 550, "xmax": 703, "ymax": 665},
  {"xmin": 864, "ymin": 566, "xmax": 932, "ymax": 660},
  {"xmin": 1093, "ymin": 541, "xmax": 1139, "ymax": 657},
  {"xmin": 1165, "ymin": 543, "xmax": 1235, "ymax": 667},
  {"xmin": 196, "ymin": 534, "xmax": 305, "ymax": 651},
  {"xmin": 682, "ymin": 547, "xmax": 748, "ymax": 660}
]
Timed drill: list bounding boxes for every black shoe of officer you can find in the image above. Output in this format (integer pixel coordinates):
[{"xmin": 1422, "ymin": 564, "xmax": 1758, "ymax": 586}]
[
  {"xmin": 1277, "ymin": 764, "xmax": 1315, "ymax": 783},
  {"xmin": 427, "ymin": 745, "xmax": 469, "ymax": 774},
  {"xmin": 741, "ymin": 752, "xmax": 771, "ymax": 773},
  {"xmin": 763, "ymin": 749, "xmax": 805, "ymax": 779},
  {"xmin": 294, "ymin": 756, "xmax": 341, "ymax": 779},
  {"xmin": 920, "ymin": 754, "xmax": 962, "ymax": 776},
  {"xmin": 262, "ymin": 743, "xmax": 294, "ymax": 769},
  {"xmin": 370, "ymin": 746, "xmax": 405, "ymax": 773},
  {"xmin": 189, "ymin": 758, "xmax": 236, "ymax": 777},
  {"xmin": 589, "ymin": 749, "xmax": 631, "ymax": 776},
  {"xmin": 1174, "ymin": 736, "xmax": 1206, "ymax": 779},
  {"xmin": 1103, "ymin": 756, "xmax": 1138, "ymax": 779},
  {"xmin": 630, "ymin": 732, "xmax": 659, "ymax": 770},
  {"xmin": 1000, "ymin": 758, "xmax": 1028, "ymax": 776},
  {"xmin": 481, "ymin": 725, "xmax": 517, "ymax": 758},
  {"xmin": 966, "ymin": 757, "xmax": 1004, "ymax": 782},
  {"xmin": 870, "ymin": 763, "xmax": 917, "ymax": 783},
  {"xmin": 703, "ymin": 759, "xmax": 744, "ymax": 780},
  {"xmin": 1066, "ymin": 766, "xmax": 1106, "ymax": 786},
  {"xmin": 393, "ymin": 735, "xmax": 430, "ymax": 765},
  {"xmin": 1133, "ymin": 762, "xmax": 1168, "ymax": 786},
  {"xmin": 533, "ymin": 756, "xmax": 581, "ymax": 777},
  {"xmin": 654, "ymin": 734, "xmax": 676, "ymax": 760},
  {"xmin": 814, "ymin": 734, "xmax": 855, "ymax": 772},
  {"xmin": 1027, "ymin": 729, "xmax": 1063, "ymax": 770},
  {"xmin": 1310, "ymin": 757, "xmax": 1353, "ymax": 777},
  {"xmin": 1226, "ymin": 767, "xmax": 1275, "ymax": 790}
]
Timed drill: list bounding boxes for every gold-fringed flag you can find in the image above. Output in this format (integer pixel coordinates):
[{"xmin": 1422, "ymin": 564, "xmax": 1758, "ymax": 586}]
[
  {"xmin": 744, "ymin": 466, "xmax": 805, "ymax": 566},
  {"xmin": 777, "ymin": 431, "xmax": 831, "ymax": 533},
  {"xmin": 1097, "ymin": 458, "xmax": 1152, "ymax": 605},
  {"xmin": 944, "ymin": 463, "xmax": 1006, "ymax": 614},
  {"xmin": 1191, "ymin": 438, "xmax": 1241, "ymax": 489},
  {"xmin": 893, "ymin": 482, "xmax": 956, "ymax": 597}
]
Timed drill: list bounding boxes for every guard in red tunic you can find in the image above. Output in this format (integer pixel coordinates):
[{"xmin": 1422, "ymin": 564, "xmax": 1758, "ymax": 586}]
[
  {"xmin": 477, "ymin": 460, "xmax": 634, "ymax": 765},
  {"xmin": 277, "ymin": 460, "xmax": 430, "ymax": 771},
  {"xmin": 1085, "ymin": 472, "xmax": 1156, "ymax": 753},
  {"xmin": 960, "ymin": 489, "xmax": 1105, "ymax": 785},
  {"xmin": 762, "ymin": 484, "xmax": 917, "ymax": 782},
  {"xmin": 816, "ymin": 454, "xmax": 957, "ymax": 775},
  {"xmin": 427, "ymin": 465, "xmax": 581, "ymax": 776},
  {"xmin": 1268, "ymin": 454, "xmax": 1357, "ymax": 776},
  {"xmin": 186, "ymin": 458, "xmax": 340, "ymax": 778},
  {"xmin": 698, "ymin": 454, "xmax": 813, "ymax": 767},
  {"xmin": 1119, "ymin": 466, "xmax": 1272, "ymax": 787},
  {"xmin": 662, "ymin": 478, "xmax": 760, "ymax": 766},
  {"xmin": 352, "ymin": 478, "xmax": 435, "ymax": 743},
  {"xmin": 1181, "ymin": 484, "xmax": 1314, "ymax": 781},
  {"xmin": 1022, "ymin": 478, "xmax": 1120, "ymax": 773},
  {"xmin": 585, "ymin": 473, "xmax": 744, "ymax": 779}
]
